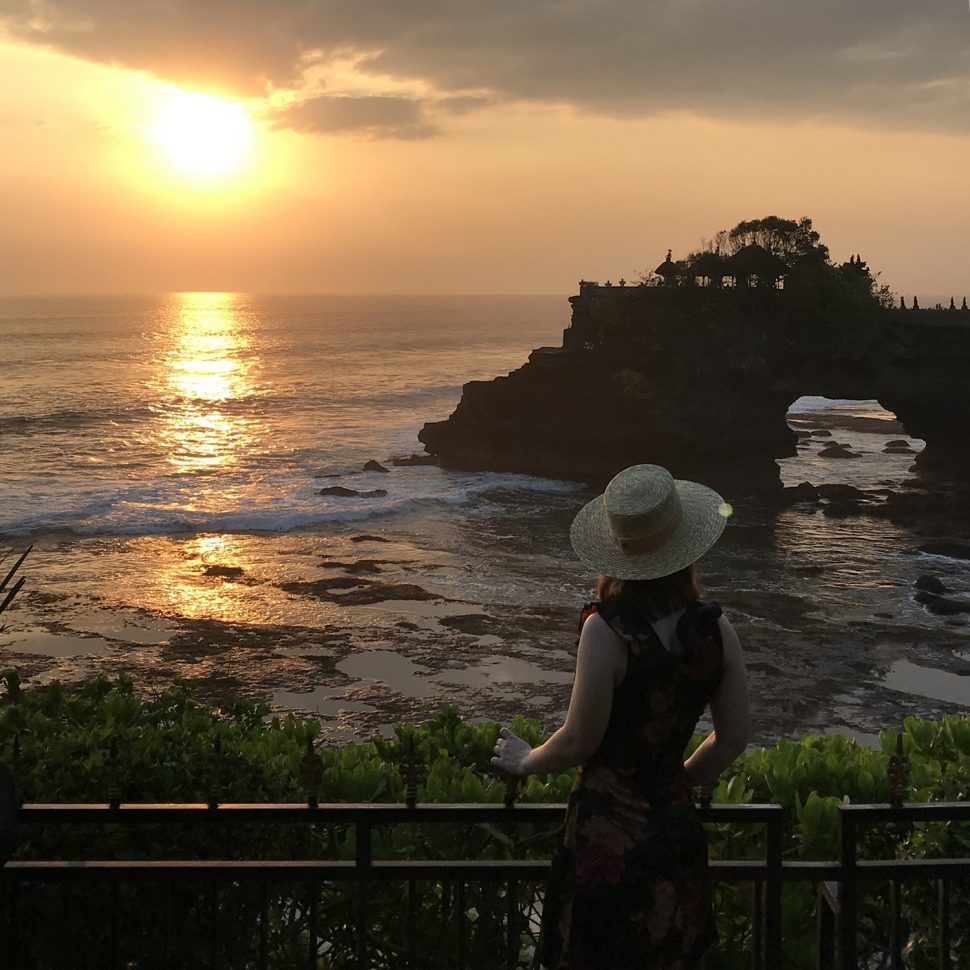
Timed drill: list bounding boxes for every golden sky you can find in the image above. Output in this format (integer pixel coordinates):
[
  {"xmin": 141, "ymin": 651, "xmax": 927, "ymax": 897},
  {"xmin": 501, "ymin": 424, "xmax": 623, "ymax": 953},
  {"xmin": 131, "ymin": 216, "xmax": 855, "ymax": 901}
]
[{"xmin": 1, "ymin": 2, "xmax": 968, "ymax": 297}]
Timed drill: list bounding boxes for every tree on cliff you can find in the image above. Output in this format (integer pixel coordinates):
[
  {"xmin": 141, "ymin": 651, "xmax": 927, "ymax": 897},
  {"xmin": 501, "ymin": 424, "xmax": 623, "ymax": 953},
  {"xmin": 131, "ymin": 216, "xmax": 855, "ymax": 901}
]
[
  {"xmin": 722, "ymin": 215, "xmax": 829, "ymax": 265},
  {"xmin": 642, "ymin": 216, "xmax": 895, "ymax": 311},
  {"xmin": 677, "ymin": 216, "xmax": 828, "ymax": 284},
  {"xmin": 837, "ymin": 254, "xmax": 896, "ymax": 310}
]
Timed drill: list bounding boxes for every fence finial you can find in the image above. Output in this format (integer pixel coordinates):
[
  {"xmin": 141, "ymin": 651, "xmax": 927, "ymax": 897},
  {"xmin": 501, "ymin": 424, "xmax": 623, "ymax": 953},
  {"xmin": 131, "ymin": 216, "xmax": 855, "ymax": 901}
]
[
  {"xmin": 11, "ymin": 735, "xmax": 24, "ymax": 806},
  {"xmin": 300, "ymin": 735, "xmax": 324, "ymax": 809},
  {"xmin": 207, "ymin": 735, "xmax": 225, "ymax": 809},
  {"xmin": 104, "ymin": 737, "xmax": 124, "ymax": 810},
  {"xmin": 887, "ymin": 731, "xmax": 910, "ymax": 807},
  {"xmin": 503, "ymin": 773, "xmax": 520, "ymax": 808},
  {"xmin": 693, "ymin": 785, "xmax": 713, "ymax": 810},
  {"xmin": 401, "ymin": 735, "xmax": 425, "ymax": 810}
]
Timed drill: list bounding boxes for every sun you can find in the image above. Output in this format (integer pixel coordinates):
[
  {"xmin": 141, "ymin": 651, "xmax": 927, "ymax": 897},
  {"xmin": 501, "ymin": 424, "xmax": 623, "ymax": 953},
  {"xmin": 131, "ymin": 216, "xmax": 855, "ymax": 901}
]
[{"xmin": 148, "ymin": 89, "xmax": 253, "ymax": 177}]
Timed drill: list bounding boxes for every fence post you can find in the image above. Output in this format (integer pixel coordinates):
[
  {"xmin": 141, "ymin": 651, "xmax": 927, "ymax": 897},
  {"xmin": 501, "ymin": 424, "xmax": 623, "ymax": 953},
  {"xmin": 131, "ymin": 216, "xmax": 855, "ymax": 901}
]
[
  {"xmin": 356, "ymin": 821, "xmax": 372, "ymax": 965},
  {"xmin": 104, "ymin": 738, "xmax": 124, "ymax": 810},
  {"xmin": 887, "ymin": 732, "xmax": 910, "ymax": 808},
  {"xmin": 207, "ymin": 735, "xmax": 225, "ymax": 810},
  {"xmin": 818, "ymin": 883, "xmax": 838, "ymax": 970},
  {"xmin": 838, "ymin": 808, "xmax": 857, "ymax": 970},
  {"xmin": 764, "ymin": 807, "xmax": 783, "ymax": 968},
  {"xmin": 0, "ymin": 763, "xmax": 17, "ymax": 864},
  {"xmin": 401, "ymin": 736, "xmax": 425, "ymax": 810},
  {"xmin": 300, "ymin": 736, "xmax": 324, "ymax": 809}
]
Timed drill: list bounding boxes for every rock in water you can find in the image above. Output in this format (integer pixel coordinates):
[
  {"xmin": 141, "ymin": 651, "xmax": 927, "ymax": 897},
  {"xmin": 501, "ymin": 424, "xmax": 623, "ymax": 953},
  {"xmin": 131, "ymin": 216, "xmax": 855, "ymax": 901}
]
[
  {"xmin": 391, "ymin": 454, "xmax": 439, "ymax": 466},
  {"xmin": 817, "ymin": 484, "xmax": 864, "ymax": 502},
  {"xmin": 363, "ymin": 460, "xmax": 390, "ymax": 473},
  {"xmin": 915, "ymin": 575, "xmax": 948, "ymax": 595},
  {"xmin": 919, "ymin": 540, "xmax": 970, "ymax": 561},
  {"xmin": 785, "ymin": 482, "xmax": 820, "ymax": 504},
  {"xmin": 818, "ymin": 444, "xmax": 858, "ymax": 459},
  {"xmin": 914, "ymin": 590, "xmax": 970, "ymax": 615},
  {"xmin": 320, "ymin": 486, "xmax": 388, "ymax": 497},
  {"xmin": 202, "ymin": 565, "xmax": 245, "ymax": 579}
]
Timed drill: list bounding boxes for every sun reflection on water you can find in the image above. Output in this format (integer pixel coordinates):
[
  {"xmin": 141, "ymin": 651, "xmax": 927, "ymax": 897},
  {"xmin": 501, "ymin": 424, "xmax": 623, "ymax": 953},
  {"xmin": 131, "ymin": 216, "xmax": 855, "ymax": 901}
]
[
  {"xmin": 150, "ymin": 534, "xmax": 257, "ymax": 623},
  {"xmin": 159, "ymin": 292, "xmax": 259, "ymax": 473}
]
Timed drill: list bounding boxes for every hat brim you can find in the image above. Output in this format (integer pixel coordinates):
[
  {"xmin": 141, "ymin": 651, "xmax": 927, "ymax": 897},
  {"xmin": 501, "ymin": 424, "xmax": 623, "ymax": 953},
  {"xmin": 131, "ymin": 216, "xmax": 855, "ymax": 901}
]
[{"xmin": 569, "ymin": 480, "xmax": 729, "ymax": 580}]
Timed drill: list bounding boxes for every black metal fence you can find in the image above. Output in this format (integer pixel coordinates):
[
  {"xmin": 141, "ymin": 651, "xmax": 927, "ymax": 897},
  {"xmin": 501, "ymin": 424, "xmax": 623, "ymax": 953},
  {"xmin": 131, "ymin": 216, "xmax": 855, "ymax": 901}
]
[{"xmin": 0, "ymin": 739, "xmax": 967, "ymax": 969}]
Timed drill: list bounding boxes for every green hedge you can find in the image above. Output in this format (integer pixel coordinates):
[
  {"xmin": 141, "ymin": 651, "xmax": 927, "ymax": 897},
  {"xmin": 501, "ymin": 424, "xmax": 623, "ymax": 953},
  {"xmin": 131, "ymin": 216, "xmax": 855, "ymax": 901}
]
[{"xmin": 1, "ymin": 671, "xmax": 968, "ymax": 968}]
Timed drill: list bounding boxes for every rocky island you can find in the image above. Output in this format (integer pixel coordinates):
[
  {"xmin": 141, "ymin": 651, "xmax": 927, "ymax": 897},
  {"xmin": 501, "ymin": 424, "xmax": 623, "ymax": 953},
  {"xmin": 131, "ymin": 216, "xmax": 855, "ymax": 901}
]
[{"xmin": 419, "ymin": 217, "xmax": 970, "ymax": 500}]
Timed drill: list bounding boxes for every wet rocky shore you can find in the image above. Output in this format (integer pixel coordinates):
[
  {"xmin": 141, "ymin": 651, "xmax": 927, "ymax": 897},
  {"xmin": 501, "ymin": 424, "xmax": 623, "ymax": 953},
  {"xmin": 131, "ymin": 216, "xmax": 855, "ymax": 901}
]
[{"xmin": 3, "ymin": 459, "xmax": 968, "ymax": 750}]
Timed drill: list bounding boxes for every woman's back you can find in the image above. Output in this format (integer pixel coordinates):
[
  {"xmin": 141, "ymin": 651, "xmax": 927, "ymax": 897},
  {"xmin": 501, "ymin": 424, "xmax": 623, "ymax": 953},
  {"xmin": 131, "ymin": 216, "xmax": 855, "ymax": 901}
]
[
  {"xmin": 588, "ymin": 600, "xmax": 724, "ymax": 791},
  {"xmin": 535, "ymin": 600, "xmax": 725, "ymax": 970}
]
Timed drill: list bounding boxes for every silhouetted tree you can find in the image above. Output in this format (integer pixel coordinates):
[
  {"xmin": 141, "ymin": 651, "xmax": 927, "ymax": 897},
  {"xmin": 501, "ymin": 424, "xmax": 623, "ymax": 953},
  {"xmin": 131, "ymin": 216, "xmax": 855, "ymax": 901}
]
[
  {"xmin": 949, "ymin": 297, "xmax": 956, "ymax": 310},
  {"xmin": 642, "ymin": 216, "xmax": 895, "ymax": 309},
  {"xmin": 913, "ymin": 296, "xmax": 920, "ymax": 310},
  {"xmin": 725, "ymin": 215, "xmax": 829, "ymax": 265}
]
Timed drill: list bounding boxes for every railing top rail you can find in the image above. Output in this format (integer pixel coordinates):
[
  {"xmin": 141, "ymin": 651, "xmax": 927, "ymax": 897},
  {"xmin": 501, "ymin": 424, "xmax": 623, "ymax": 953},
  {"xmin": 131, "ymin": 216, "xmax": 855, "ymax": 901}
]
[
  {"xmin": 4, "ymin": 857, "xmax": 969, "ymax": 884},
  {"xmin": 840, "ymin": 802, "xmax": 970, "ymax": 821},
  {"xmin": 16, "ymin": 801, "xmax": 784, "ymax": 823}
]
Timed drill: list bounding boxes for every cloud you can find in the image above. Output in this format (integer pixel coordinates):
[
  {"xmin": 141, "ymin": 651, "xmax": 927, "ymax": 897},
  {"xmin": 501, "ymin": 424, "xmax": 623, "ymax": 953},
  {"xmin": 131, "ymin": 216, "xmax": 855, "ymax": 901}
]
[
  {"xmin": 268, "ymin": 94, "xmax": 436, "ymax": 139},
  {"xmin": 3, "ymin": 0, "xmax": 969, "ymax": 133}
]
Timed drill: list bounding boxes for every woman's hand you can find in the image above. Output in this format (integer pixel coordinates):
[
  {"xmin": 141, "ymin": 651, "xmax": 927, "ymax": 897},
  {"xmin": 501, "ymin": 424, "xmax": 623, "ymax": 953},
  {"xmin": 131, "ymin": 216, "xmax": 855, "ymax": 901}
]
[{"xmin": 490, "ymin": 727, "xmax": 533, "ymax": 776}]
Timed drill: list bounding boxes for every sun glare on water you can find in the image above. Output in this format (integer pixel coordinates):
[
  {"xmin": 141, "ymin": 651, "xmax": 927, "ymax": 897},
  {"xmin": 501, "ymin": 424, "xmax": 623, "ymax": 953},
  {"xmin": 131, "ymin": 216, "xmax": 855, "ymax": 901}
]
[{"xmin": 149, "ymin": 89, "xmax": 253, "ymax": 177}]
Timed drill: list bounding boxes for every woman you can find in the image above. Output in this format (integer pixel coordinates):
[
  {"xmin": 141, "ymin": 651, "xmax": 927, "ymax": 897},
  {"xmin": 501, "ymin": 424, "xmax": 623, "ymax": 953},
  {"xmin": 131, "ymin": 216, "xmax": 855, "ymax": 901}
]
[{"xmin": 491, "ymin": 464, "xmax": 750, "ymax": 970}]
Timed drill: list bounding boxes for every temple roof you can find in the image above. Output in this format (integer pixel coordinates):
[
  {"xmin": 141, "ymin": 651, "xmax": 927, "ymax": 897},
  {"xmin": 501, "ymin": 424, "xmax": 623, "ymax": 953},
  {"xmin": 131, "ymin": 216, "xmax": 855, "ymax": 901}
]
[
  {"xmin": 690, "ymin": 250, "xmax": 727, "ymax": 277},
  {"xmin": 655, "ymin": 249, "xmax": 678, "ymax": 277},
  {"xmin": 724, "ymin": 243, "xmax": 789, "ymax": 279}
]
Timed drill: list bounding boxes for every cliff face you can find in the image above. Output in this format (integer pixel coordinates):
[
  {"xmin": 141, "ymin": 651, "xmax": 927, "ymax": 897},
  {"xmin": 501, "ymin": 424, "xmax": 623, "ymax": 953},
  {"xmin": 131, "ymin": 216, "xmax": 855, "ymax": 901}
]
[{"xmin": 418, "ymin": 287, "xmax": 970, "ymax": 496}]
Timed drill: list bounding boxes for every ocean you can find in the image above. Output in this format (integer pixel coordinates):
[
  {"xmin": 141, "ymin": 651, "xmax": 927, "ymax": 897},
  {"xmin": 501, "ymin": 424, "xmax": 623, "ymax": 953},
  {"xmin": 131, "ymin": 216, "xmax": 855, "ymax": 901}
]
[{"xmin": 1, "ymin": 294, "xmax": 967, "ymax": 744}]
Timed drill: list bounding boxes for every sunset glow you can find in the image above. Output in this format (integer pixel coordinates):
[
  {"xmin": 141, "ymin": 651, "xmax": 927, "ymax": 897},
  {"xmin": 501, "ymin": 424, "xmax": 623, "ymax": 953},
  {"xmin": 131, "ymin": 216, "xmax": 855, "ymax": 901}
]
[
  {"xmin": 0, "ymin": 5, "xmax": 966, "ymax": 294},
  {"xmin": 148, "ymin": 89, "xmax": 253, "ymax": 178}
]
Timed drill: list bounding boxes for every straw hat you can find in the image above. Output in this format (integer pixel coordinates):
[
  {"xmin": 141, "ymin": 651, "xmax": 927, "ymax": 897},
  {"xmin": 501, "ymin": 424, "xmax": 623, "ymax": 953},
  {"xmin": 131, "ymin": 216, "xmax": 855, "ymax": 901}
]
[{"xmin": 569, "ymin": 465, "xmax": 731, "ymax": 580}]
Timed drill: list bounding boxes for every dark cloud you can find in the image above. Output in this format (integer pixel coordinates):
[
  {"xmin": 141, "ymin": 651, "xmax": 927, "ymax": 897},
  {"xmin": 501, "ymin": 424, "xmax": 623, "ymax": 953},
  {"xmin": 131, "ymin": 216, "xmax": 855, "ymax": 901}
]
[
  {"xmin": 3, "ymin": 0, "xmax": 969, "ymax": 133},
  {"xmin": 269, "ymin": 95, "xmax": 436, "ymax": 139},
  {"xmin": 435, "ymin": 94, "xmax": 495, "ymax": 116}
]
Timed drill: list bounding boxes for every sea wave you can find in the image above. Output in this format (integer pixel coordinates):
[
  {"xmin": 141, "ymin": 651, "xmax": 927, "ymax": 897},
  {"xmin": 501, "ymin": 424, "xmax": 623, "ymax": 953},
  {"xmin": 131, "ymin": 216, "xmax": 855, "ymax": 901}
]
[
  {"xmin": 0, "ymin": 469, "xmax": 580, "ymax": 540},
  {"xmin": 0, "ymin": 405, "xmax": 158, "ymax": 435}
]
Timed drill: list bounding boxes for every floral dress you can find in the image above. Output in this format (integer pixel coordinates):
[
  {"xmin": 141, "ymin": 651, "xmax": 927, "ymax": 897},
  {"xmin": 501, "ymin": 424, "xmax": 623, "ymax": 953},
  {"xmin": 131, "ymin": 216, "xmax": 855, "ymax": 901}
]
[{"xmin": 534, "ymin": 599, "xmax": 725, "ymax": 970}]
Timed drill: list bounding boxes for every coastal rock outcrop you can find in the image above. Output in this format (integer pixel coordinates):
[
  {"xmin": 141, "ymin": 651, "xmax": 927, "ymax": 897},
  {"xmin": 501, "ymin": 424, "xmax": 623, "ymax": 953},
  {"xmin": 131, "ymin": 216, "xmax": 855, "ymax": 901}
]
[
  {"xmin": 320, "ymin": 486, "xmax": 388, "ymax": 498},
  {"xmin": 419, "ymin": 285, "xmax": 970, "ymax": 496}
]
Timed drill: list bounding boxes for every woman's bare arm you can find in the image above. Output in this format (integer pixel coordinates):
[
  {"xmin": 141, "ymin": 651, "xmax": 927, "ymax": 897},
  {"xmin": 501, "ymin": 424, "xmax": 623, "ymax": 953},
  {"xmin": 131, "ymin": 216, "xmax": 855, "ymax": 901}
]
[
  {"xmin": 683, "ymin": 615, "xmax": 750, "ymax": 787},
  {"xmin": 491, "ymin": 612, "xmax": 626, "ymax": 776}
]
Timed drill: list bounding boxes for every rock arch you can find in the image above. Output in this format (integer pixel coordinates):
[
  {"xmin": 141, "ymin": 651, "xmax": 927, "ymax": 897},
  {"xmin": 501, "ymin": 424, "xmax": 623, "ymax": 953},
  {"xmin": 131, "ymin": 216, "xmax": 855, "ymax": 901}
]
[{"xmin": 419, "ymin": 288, "xmax": 970, "ymax": 496}]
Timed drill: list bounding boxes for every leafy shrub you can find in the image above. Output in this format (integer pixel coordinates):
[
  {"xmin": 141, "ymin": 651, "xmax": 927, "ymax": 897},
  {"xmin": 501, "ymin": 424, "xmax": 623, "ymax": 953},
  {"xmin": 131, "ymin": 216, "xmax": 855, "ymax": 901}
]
[{"xmin": 1, "ymin": 672, "xmax": 968, "ymax": 968}]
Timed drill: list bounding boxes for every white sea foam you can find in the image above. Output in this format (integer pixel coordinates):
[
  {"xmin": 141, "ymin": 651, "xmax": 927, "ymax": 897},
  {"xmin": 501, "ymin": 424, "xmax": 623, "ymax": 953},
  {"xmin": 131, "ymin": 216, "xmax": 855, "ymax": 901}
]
[{"xmin": 0, "ymin": 466, "xmax": 580, "ymax": 539}]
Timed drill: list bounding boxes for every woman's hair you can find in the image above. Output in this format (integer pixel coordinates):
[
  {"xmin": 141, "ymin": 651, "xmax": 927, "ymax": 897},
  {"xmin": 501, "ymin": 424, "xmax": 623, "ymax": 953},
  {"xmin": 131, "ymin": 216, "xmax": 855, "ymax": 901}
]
[{"xmin": 596, "ymin": 563, "xmax": 701, "ymax": 618}]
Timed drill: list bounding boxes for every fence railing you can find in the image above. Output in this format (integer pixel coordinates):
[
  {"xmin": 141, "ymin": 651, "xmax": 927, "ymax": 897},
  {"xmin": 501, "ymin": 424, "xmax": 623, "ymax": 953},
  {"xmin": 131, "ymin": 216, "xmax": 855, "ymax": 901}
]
[
  {"xmin": 0, "ymin": 802, "xmax": 970, "ymax": 970},
  {"xmin": 0, "ymin": 737, "xmax": 968, "ymax": 969}
]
